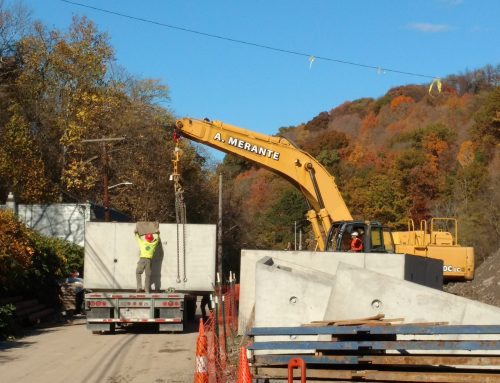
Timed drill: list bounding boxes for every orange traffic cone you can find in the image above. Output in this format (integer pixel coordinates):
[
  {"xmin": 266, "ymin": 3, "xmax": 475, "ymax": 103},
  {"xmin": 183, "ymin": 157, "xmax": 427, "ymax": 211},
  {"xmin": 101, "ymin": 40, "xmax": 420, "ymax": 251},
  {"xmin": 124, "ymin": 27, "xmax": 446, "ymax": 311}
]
[
  {"xmin": 194, "ymin": 319, "xmax": 208, "ymax": 383},
  {"xmin": 237, "ymin": 347, "xmax": 252, "ymax": 383}
]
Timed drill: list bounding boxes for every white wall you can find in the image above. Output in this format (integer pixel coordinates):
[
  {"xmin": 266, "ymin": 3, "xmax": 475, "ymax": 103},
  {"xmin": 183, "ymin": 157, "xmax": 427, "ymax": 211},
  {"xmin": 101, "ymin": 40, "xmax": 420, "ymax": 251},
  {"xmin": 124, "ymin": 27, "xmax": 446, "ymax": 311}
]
[{"xmin": 17, "ymin": 203, "xmax": 91, "ymax": 246}]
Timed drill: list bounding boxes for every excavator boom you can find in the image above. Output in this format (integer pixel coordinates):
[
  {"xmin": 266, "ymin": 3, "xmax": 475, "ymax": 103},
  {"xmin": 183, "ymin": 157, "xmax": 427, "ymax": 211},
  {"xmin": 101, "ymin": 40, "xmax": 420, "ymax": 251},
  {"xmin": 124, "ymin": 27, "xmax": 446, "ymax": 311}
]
[
  {"xmin": 176, "ymin": 118, "xmax": 352, "ymax": 249},
  {"xmin": 175, "ymin": 117, "xmax": 474, "ymax": 280}
]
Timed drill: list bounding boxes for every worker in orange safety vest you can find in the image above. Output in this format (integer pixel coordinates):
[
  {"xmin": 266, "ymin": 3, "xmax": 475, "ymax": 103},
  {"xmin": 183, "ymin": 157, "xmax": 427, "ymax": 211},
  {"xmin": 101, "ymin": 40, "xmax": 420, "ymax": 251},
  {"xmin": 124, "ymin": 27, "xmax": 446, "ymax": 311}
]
[{"xmin": 350, "ymin": 231, "xmax": 364, "ymax": 252}]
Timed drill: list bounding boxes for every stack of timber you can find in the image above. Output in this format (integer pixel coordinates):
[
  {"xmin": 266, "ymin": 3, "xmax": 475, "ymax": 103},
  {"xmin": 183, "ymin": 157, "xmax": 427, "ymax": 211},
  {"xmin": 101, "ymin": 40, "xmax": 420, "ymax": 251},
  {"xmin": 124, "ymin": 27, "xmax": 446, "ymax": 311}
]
[
  {"xmin": 247, "ymin": 317, "xmax": 500, "ymax": 383},
  {"xmin": 60, "ymin": 283, "xmax": 80, "ymax": 311},
  {"xmin": 0, "ymin": 296, "xmax": 54, "ymax": 325}
]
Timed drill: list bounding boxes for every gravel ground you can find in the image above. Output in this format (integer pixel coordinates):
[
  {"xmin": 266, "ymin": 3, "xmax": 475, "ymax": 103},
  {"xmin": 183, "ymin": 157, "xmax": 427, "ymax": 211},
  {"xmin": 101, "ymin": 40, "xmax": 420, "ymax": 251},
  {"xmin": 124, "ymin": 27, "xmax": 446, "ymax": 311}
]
[{"xmin": 444, "ymin": 248, "xmax": 500, "ymax": 307}]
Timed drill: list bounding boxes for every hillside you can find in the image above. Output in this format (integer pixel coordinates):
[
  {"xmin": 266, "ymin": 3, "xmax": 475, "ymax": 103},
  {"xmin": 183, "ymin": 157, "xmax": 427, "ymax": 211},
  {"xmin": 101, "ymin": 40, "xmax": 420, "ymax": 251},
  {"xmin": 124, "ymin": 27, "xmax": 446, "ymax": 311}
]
[
  {"xmin": 445, "ymin": 249, "xmax": 500, "ymax": 307},
  {"xmin": 218, "ymin": 67, "xmax": 500, "ymax": 271}
]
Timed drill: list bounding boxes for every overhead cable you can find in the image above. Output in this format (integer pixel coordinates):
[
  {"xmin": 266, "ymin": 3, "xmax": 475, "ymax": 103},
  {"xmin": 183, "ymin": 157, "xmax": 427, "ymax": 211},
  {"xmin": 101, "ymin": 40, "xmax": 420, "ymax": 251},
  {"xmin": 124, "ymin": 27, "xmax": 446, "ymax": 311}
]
[{"xmin": 60, "ymin": 0, "xmax": 439, "ymax": 80}]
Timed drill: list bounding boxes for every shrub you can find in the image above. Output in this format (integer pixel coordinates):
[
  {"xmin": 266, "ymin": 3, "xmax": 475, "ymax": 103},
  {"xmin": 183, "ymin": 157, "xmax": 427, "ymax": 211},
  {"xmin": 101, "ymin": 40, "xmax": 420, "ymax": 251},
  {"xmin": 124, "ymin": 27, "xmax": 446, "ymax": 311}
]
[
  {"xmin": 0, "ymin": 304, "xmax": 17, "ymax": 340},
  {"xmin": 0, "ymin": 210, "xmax": 83, "ymax": 306}
]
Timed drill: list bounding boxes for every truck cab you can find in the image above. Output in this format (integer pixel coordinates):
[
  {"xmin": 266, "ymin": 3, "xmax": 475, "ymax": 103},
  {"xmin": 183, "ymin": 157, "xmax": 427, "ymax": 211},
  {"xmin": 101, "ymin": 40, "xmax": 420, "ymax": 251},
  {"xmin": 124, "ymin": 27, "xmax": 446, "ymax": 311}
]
[{"xmin": 326, "ymin": 221, "xmax": 395, "ymax": 253}]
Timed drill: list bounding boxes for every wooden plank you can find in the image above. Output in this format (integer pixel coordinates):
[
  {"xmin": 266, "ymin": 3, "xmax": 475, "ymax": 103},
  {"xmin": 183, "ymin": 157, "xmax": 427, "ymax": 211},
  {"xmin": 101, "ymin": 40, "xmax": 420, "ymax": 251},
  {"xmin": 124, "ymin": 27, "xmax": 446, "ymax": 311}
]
[
  {"xmin": 253, "ymin": 354, "xmax": 500, "ymax": 366},
  {"xmin": 306, "ymin": 314, "xmax": 385, "ymax": 326},
  {"xmin": 361, "ymin": 354, "xmax": 500, "ymax": 366},
  {"xmin": 381, "ymin": 317, "xmax": 405, "ymax": 323},
  {"xmin": 0, "ymin": 296, "xmax": 24, "ymax": 305},
  {"xmin": 254, "ymin": 367, "xmax": 500, "ymax": 383},
  {"xmin": 255, "ymin": 367, "xmax": 352, "ymax": 380},
  {"xmin": 253, "ymin": 354, "xmax": 358, "ymax": 366},
  {"xmin": 361, "ymin": 370, "xmax": 500, "ymax": 383}
]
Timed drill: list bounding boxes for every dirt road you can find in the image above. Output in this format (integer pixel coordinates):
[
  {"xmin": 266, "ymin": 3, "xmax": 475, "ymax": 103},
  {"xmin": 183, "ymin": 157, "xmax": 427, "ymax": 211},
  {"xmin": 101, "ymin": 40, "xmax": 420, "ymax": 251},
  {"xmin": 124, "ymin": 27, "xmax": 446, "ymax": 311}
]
[{"xmin": 0, "ymin": 320, "xmax": 198, "ymax": 383}]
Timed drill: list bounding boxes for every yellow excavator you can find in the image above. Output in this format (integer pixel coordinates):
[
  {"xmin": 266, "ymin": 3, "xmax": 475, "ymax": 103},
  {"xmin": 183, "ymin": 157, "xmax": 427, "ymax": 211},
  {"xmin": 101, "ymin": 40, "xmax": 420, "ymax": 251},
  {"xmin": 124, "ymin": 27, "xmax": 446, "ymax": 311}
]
[{"xmin": 175, "ymin": 117, "xmax": 474, "ymax": 281}]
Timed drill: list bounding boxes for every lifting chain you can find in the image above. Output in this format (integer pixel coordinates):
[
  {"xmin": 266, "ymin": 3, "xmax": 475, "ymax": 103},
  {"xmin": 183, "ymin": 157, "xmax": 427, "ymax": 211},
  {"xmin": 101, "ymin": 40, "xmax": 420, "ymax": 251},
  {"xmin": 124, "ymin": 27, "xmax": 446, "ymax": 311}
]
[{"xmin": 172, "ymin": 140, "xmax": 187, "ymax": 283}]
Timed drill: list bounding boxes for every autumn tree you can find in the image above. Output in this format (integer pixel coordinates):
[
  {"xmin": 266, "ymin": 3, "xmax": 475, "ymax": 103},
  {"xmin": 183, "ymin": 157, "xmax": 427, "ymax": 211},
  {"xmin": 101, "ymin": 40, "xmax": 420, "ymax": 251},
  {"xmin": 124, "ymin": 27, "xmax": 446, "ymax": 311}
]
[
  {"xmin": 0, "ymin": 104, "xmax": 52, "ymax": 201},
  {"xmin": 343, "ymin": 169, "xmax": 409, "ymax": 226},
  {"xmin": 470, "ymin": 86, "xmax": 500, "ymax": 162},
  {"xmin": 0, "ymin": 16, "xmax": 117, "ymax": 201},
  {"xmin": 0, "ymin": 4, "xmax": 217, "ymax": 224}
]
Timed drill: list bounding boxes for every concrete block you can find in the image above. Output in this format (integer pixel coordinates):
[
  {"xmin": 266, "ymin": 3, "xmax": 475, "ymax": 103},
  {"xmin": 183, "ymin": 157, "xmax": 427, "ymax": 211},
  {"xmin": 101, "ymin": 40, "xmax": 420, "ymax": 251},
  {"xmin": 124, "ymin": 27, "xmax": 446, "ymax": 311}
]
[
  {"xmin": 84, "ymin": 222, "xmax": 216, "ymax": 292},
  {"xmin": 136, "ymin": 221, "xmax": 159, "ymax": 236},
  {"xmin": 254, "ymin": 257, "xmax": 336, "ymax": 328},
  {"xmin": 253, "ymin": 257, "xmax": 337, "ymax": 354},
  {"xmin": 239, "ymin": 250, "xmax": 442, "ymax": 334},
  {"xmin": 327, "ymin": 263, "xmax": 500, "ymax": 324}
]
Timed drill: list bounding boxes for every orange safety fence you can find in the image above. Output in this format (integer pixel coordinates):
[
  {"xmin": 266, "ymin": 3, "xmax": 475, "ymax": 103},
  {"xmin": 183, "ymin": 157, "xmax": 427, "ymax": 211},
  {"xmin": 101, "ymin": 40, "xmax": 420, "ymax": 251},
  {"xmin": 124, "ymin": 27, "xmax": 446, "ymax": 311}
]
[
  {"xmin": 195, "ymin": 281, "xmax": 242, "ymax": 383},
  {"xmin": 194, "ymin": 319, "xmax": 209, "ymax": 383}
]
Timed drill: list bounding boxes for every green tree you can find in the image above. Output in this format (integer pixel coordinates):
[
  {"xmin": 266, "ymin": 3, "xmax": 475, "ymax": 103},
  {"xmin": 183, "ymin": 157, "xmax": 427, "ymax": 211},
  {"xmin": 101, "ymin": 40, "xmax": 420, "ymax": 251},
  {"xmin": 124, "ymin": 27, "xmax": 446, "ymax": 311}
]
[
  {"xmin": 261, "ymin": 188, "xmax": 309, "ymax": 248},
  {"xmin": 470, "ymin": 87, "xmax": 500, "ymax": 161}
]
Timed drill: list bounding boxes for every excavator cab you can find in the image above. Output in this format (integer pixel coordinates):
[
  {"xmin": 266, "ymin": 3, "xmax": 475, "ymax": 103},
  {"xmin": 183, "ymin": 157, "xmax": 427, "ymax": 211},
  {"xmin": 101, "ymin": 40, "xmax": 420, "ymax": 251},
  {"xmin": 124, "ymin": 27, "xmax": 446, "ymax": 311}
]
[{"xmin": 326, "ymin": 221, "xmax": 395, "ymax": 253}]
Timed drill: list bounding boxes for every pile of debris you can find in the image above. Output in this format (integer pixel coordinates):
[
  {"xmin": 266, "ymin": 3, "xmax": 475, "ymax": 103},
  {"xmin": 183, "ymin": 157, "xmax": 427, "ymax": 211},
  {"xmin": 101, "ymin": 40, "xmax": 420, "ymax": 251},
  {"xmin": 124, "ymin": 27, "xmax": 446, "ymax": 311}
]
[{"xmin": 445, "ymin": 248, "xmax": 500, "ymax": 307}]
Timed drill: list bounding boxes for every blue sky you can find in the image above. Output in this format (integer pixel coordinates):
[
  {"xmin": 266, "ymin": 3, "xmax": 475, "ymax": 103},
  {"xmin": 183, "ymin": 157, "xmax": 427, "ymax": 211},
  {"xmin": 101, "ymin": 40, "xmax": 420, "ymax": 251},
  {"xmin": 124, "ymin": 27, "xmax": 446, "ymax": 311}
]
[{"xmin": 11, "ymin": 1, "xmax": 500, "ymax": 142}]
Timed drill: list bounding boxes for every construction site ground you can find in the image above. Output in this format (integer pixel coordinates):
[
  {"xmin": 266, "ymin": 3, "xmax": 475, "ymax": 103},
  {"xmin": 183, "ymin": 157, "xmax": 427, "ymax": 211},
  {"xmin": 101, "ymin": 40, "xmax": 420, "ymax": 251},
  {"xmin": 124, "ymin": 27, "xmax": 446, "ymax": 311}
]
[
  {"xmin": 444, "ymin": 248, "xmax": 500, "ymax": 307},
  {"xmin": 0, "ymin": 317, "xmax": 198, "ymax": 383}
]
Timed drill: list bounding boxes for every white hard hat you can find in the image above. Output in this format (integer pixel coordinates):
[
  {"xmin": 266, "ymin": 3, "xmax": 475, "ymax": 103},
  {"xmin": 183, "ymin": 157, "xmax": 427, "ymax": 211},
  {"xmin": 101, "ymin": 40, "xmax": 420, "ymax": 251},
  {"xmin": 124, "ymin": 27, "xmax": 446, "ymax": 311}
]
[{"xmin": 351, "ymin": 231, "xmax": 359, "ymax": 236}]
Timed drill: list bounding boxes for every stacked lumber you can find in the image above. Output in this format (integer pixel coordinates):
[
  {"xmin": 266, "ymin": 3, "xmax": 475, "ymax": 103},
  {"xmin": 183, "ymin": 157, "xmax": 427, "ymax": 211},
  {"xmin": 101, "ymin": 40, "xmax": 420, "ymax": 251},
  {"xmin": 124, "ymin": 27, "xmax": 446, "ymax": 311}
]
[
  {"xmin": 247, "ymin": 316, "xmax": 500, "ymax": 383},
  {"xmin": 60, "ymin": 283, "xmax": 78, "ymax": 311},
  {"xmin": 0, "ymin": 296, "xmax": 55, "ymax": 325}
]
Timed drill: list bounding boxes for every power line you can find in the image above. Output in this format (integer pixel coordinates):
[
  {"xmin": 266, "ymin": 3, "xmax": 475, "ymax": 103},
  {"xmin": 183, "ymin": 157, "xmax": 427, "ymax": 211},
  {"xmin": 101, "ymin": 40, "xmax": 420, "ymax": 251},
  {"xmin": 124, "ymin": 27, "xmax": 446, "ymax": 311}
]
[{"xmin": 60, "ymin": 0, "xmax": 440, "ymax": 80}]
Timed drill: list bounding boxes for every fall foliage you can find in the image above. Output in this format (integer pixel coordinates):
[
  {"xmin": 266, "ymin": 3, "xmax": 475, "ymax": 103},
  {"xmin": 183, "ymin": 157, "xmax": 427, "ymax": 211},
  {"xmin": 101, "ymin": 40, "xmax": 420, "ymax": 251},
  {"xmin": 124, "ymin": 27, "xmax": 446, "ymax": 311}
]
[
  {"xmin": 0, "ymin": 2, "xmax": 498, "ymax": 283},
  {"xmin": 217, "ymin": 67, "xmax": 500, "ymax": 267},
  {"xmin": 0, "ymin": 210, "xmax": 83, "ymax": 304},
  {"xmin": 0, "ymin": 6, "xmax": 216, "ymax": 222}
]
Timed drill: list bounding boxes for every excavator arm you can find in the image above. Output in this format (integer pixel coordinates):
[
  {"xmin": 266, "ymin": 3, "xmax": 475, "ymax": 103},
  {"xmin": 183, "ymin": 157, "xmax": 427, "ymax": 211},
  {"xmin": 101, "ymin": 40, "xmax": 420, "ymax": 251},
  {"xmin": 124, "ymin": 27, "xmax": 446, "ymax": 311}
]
[{"xmin": 175, "ymin": 117, "xmax": 352, "ymax": 250}]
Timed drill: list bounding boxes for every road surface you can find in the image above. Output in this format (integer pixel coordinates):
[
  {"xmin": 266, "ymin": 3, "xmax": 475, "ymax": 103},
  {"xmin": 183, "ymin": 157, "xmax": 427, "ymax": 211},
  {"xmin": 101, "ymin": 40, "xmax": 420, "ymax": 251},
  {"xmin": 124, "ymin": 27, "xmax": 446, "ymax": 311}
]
[{"xmin": 0, "ymin": 319, "xmax": 198, "ymax": 383}]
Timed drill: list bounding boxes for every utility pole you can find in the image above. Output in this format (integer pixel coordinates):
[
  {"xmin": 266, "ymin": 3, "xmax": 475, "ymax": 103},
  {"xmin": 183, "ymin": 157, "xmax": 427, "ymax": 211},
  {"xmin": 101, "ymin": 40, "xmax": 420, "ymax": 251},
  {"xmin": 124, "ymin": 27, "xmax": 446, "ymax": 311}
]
[
  {"xmin": 102, "ymin": 143, "xmax": 110, "ymax": 222},
  {"xmin": 299, "ymin": 228, "xmax": 302, "ymax": 250},
  {"xmin": 82, "ymin": 137, "xmax": 125, "ymax": 222},
  {"xmin": 294, "ymin": 220, "xmax": 297, "ymax": 251},
  {"xmin": 217, "ymin": 173, "xmax": 223, "ymax": 281}
]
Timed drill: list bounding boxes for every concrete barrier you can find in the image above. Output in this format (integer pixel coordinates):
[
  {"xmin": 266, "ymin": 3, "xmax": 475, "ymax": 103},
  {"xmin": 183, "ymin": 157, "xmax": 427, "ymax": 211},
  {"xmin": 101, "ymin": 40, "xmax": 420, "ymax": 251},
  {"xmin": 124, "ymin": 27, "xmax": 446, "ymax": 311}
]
[
  {"xmin": 84, "ymin": 222, "xmax": 216, "ymax": 292},
  {"xmin": 328, "ymin": 263, "xmax": 500, "ymax": 324},
  {"xmin": 239, "ymin": 250, "xmax": 442, "ymax": 334},
  {"xmin": 250, "ymin": 258, "xmax": 500, "ymax": 356}
]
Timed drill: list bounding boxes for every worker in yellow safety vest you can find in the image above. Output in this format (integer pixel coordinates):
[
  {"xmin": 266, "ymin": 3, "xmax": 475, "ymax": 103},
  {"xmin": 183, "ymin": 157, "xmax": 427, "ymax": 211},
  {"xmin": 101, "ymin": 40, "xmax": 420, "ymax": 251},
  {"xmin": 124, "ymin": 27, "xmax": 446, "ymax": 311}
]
[{"xmin": 134, "ymin": 230, "xmax": 160, "ymax": 293}]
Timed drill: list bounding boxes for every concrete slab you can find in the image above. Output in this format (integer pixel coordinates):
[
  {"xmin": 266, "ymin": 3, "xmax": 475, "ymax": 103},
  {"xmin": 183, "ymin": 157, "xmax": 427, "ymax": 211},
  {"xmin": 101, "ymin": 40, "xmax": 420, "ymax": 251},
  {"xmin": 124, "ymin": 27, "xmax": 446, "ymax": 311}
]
[
  {"xmin": 253, "ymin": 257, "xmax": 337, "ymax": 354},
  {"xmin": 328, "ymin": 263, "xmax": 500, "ymax": 325},
  {"xmin": 84, "ymin": 222, "xmax": 216, "ymax": 292},
  {"xmin": 254, "ymin": 257, "xmax": 336, "ymax": 328},
  {"xmin": 239, "ymin": 250, "xmax": 442, "ymax": 334}
]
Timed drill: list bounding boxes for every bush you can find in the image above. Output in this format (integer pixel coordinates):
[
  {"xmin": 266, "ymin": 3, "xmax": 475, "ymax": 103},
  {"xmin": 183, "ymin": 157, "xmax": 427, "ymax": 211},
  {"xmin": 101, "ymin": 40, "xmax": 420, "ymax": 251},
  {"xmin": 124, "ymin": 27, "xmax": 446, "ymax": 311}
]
[
  {"xmin": 0, "ymin": 303, "xmax": 17, "ymax": 340},
  {"xmin": 0, "ymin": 210, "xmax": 84, "ymax": 306}
]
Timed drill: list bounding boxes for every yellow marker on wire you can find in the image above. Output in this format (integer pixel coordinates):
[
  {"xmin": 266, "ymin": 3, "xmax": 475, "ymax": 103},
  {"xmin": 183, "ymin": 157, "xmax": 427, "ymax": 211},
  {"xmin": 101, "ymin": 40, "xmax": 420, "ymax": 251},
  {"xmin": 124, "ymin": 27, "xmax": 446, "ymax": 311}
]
[
  {"xmin": 429, "ymin": 78, "xmax": 442, "ymax": 95},
  {"xmin": 309, "ymin": 55, "xmax": 315, "ymax": 69}
]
